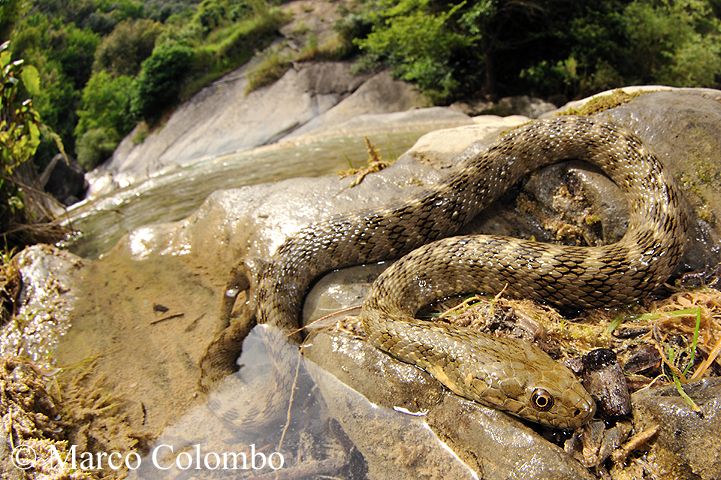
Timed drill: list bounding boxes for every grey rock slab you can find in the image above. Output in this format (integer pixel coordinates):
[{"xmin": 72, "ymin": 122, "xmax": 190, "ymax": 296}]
[
  {"xmin": 591, "ymin": 89, "xmax": 721, "ymax": 271},
  {"xmin": 89, "ymin": 63, "xmax": 433, "ymax": 196}
]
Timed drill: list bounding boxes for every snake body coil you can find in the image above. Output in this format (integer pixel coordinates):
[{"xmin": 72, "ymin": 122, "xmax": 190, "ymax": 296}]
[{"xmin": 245, "ymin": 116, "xmax": 686, "ymax": 429}]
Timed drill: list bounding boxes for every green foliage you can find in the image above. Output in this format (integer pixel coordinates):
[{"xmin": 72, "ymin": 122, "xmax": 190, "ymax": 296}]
[
  {"xmin": 622, "ymin": 0, "xmax": 721, "ymax": 87},
  {"xmin": 93, "ymin": 19, "xmax": 162, "ymax": 76},
  {"xmin": 0, "ymin": 41, "xmax": 43, "ymax": 243},
  {"xmin": 353, "ymin": 0, "xmax": 721, "ymax": 101},
  {"xmin": 356, "ymin": 0, "xmax": 474, "ymax": 101},
  {"xmin": 75, "ymin": 72, "xmax": 135, "ymax": 168},
  {"xmin": 0, "ymin": 0, "xmax": 23, "ymax": 41},
  {"xmin": 192, "ymin": 0, "xmax": 255, "ymax": 37},
  {"xmin": 131, "ymin": 42, "xmax": 194, "ymax": 122},
  {"xmin": 4, "ymin": 0, "xmax": 284, "ymax": 168},
  {"xmin": 1, "ymin": 43, "xmax": 41, "ymax": 173},
  {"xmin": 76, "ymin": 127, "xmax": 120, "ymax": 170},
  {"xmin": 177, "ymin": 7, "xmax": 286, "ymax": 102},
  {"xmin": 76, "ymin": 72, "xmax": 135, "ymax": 137},
  {"xmin": 53, "ymin": 25, "xmax": 100, "ymax": 88}
]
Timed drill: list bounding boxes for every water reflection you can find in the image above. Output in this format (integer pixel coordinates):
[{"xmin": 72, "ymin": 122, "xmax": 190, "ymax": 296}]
[{"xmin": 130, "ymin": 326, "xmax": 477, "ymax": 479}]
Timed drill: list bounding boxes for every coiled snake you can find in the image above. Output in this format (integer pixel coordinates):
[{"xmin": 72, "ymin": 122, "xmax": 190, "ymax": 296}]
[{"xmin": 213, "ymin": 115, "xmax": 686, "ymax": 430}]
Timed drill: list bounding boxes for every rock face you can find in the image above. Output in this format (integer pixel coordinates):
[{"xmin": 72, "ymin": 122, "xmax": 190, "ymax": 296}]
[
  {"xmin": 88, "ymin": 62, "xmax": 429, "ymax": 196},
  {"xmin": 632, "ymin": 378, "xmax": 721, "ymax": 480},
  {"xmin": 40, "ymin": 87, "xmax": 721, "ymax": 478},
  {"xmin": 40, "ymin": 154, "xmax": 87, "ymax": 205},
  {"xmin": 0, "ymin": 245, "xmax": 82, "ymax": 365}
]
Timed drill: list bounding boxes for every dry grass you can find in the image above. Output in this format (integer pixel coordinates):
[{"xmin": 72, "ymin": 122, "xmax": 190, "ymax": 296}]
[
  {"xmin": 337, "ymin": 137, "xmax": 391, "ymax": 187},
  {"xmin": 436, "ymin": 286, "xmax": 721, "ymax": 392}
]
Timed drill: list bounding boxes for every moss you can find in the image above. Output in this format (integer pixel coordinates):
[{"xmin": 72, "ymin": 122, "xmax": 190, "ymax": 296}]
[
  {"xmin": 244, "ymin": 50, "xmax": 293, "ymax": 95},
  {"xmin": 558, "ymin": 89, "xmax": 647, "ymax": 116},
  {"xmin": 584, "ymin": 213, "xmax": 602, "ymax": 225},
  {"xmin": 696, "ymin": 204, "xmax": 715, "ymax": 223},
  {"xmin": 131, "ymin": 122, "xmax": 149, "ymax": 145}
]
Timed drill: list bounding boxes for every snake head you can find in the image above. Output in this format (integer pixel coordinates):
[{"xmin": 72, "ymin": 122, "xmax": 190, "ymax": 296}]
[
  {"xmin": 488, "ymin": 340, "xmax": 596, "ymax": 429},
  {"xmin": 459, "ymin": 336, "xmax": 596, "ymax": 429},
  {"xmin": 519, "ymin": 378, "xmax": 596, "ymax": 429}
]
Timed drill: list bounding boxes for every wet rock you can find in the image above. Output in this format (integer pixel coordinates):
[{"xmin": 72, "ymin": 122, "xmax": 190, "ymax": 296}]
[
  {"xmin": 304, "ymin": 328, "xmax": 594, "ymax": 480},
  {"xmin": 632, "ymin": 378, "xmax": 721, "ymax": 480},
  {"xmin": 580, "ymin": 349, "xmax": 631, "ymax": 419},
  {"xmin": 621, "ymin": 345, "xmax": 662, "ymax": 375},
  {"xmin": 0, "ymin": 245, "xmax": 83, "ymax": 365},
  {"xmin": 461, "ymin": 87, "xmax": 721, "ymax": 275},
  {"xmin": 588, "ymin": 88, "xmax": 721, "ymax": 272},
  {"xmin": 55, "ymin": 87, "xmax": 721, "ymax": 478}
]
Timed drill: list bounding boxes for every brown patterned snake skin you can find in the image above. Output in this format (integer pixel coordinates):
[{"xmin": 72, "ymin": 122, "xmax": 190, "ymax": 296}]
[{"xmin": 219, "ymin": 115, "xmax": 686, "ymax": 430}]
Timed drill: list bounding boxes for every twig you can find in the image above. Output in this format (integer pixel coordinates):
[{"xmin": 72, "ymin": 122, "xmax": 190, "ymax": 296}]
[
  {"xmin": 277, "ymin": 351, "xmax": 302, "ymax": 456},
  {"xmin": 149, "ymin": 313, "xmax": 184, "ymax": 325},
  {"xmin": 691, "ymin": 333, "xmax": 721, "ymax": 381}
]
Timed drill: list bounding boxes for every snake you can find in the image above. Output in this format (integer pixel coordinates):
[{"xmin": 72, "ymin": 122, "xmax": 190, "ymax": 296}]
[{"xmin": 213, "ymin": 115, "xmax": 686, "ymax": 431}]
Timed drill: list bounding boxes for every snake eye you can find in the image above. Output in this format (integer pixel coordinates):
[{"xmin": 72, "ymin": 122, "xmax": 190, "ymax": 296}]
[{"xmin": 530, "ymin": 388, "xmax": 554, "ymax": 411}]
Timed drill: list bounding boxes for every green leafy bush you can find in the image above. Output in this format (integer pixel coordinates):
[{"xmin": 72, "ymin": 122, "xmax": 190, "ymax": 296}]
[
  {"xmin": 0, "ymin": 0, "xmax": 23, "ymax": 41},
  {"xmin": 356, "ymin": 1, "xmax": 473, "ymax": 102},
  {"xmin": 623, "ymin": 0, "xmax": 721, "ymax": 86},
  {"xmin": 53, "ymin": 25, "xmax": 100, "ymax": 88},
  {"xmin": 76, "ymin": 127, "xmax": 120, "ymax": 170},
  {"xmin": 0, "ymin": 41, "xmax": 60, "ymax": 248},
  {"xmin": 94, "ymin": 18, "xmax": 163, "ymax": 76},
  {"xmin": 179, "ymin": 8, "xmax": 286, "ymax": 100},
  {"xmin": 131, "ymin": 42, "xmax": 194, "ymax": 122},
  {"xmin": 75, "ymin": 72, "xmax": 135, "ymax": 168}
]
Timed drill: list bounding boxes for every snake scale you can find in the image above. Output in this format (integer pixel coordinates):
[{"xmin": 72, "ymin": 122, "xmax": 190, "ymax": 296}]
[{"xmin": 219, "ymin": 115, "xmax": 687, "ymax": 430}]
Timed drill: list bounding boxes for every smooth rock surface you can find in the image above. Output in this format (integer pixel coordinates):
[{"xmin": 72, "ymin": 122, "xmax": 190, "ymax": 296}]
[
  {"xmin": 304, "ymin": 329, "xmax": 594, "ymax": 480},
  {"xmin": 45, "ymin": 87, "xmax": 721, "ymax": 479},
  {"xmin": 632, "ymin": 378, "xmax": 721, "ymax": 480},
  {"xmin": 89, "ymin": 62, "xmax": 428, "ymax": 196}
]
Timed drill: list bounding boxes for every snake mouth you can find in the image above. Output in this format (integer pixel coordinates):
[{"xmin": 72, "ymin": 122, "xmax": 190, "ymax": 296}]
[{"xmin": 563, "ymin": 397, "xmax": 596, "ymax": 428}]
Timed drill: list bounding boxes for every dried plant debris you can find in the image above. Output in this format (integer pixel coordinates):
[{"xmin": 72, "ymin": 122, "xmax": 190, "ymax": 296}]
[
  {"xmin": 0, "ymin": 251, "xmax": 22, "ymax": 327},
  {"xmin": 0, "ymin": 356, "xmax": 150, "ymax": 479},
  {"xmin": 338, "ymin": 137, "xmax": 391, "ymax": 187}
]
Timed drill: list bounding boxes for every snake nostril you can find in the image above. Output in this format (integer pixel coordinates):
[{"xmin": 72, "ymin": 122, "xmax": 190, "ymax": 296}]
[{"xmin": 573, "ymin": 408, "xmax": 581, "ymax": 417}]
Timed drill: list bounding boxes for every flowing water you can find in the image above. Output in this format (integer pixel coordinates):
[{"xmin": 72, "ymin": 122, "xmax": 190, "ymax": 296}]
[{"xmin": 64, "ymin": 129, "xmax": 433, "ymax": 258}]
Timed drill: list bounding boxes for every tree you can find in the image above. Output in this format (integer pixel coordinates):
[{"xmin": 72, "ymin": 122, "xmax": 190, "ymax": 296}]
[
  {"xmin": 94, "ymin": 18, "xmax": 163, "ymax": 76},
  {"xmin": 131, "ymin": 42, "xmax": 194, "ymax": 122},
  {"xmin": 0, "ymin": 41, "xmax": 61, "ymax": 248},
  {"xmin": 53, "ymin": 25, "xmax": 100, "ymax": 88},
  {"xmin": 356, "ymin": 0, "xmax": 555, "ymax": 101},
  {"xmin": 0, "ymin": 0, "xmax": 23, "ymax": 41},
  {"xmin": 356, "ymin": 0, "xmax": 475, "ymax": 101},
  {"xmin": 75, "ymin": 71, "xmax": 136, "ymax": 169}
]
